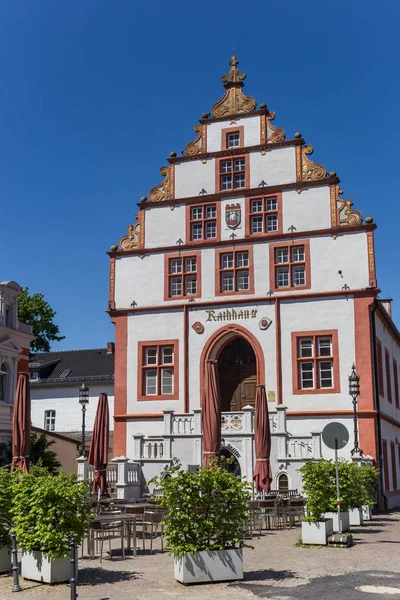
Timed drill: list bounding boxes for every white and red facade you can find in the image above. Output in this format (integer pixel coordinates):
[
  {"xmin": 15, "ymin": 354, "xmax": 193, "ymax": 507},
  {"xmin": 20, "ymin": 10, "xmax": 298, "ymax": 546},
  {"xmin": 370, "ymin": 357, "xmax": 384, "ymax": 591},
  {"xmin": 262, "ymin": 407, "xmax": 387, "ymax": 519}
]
[{"xmin": 108, "ymin": 57, "xmax": 400, "ymax": 508}]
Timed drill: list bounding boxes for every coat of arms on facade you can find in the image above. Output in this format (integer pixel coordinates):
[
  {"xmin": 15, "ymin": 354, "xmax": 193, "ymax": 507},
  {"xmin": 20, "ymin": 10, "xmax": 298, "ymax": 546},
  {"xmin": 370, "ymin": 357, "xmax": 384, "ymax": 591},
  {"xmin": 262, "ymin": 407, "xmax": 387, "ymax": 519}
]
[
  {"xmin": 259, "ymin": 317, "xmax": 272, "ymax": 331},
  {"xmin": 225, "ymin": 204, "xmax": 241, "ymax": 229}
]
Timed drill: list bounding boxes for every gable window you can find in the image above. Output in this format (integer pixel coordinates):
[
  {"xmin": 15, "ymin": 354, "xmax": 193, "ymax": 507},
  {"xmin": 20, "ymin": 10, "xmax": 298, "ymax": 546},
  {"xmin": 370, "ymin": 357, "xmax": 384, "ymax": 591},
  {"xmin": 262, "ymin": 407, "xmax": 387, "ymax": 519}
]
[
  {"xmin": 0, "ymin": 363, "xmax": 7, "ymax": 403},
  {"xmin": 221, "ymin": 126, "xmax": 244, "ymax": 150},
  {"xmin": 138, "ymin": 340, "xmax": 179, "ymax": 401},
  {"xmin": 227, "ymin": 132, "xmax": 240, "ymax": 148},
  {"xmin": 394, "ymin": 359, "xmax": 399, "ymax": 409},
  {"xmin": 216, "ymin": 155, "xmax": 249, "ymax": 193},
  {"xmin": 44, "ymin": 410, "xmax": 56, "ymax": 432},
  {"xmin": 292, "ymin": 330, "xmax": 340, "ymax": 394},
  {"xmin": 269, "ymin": 240, "xmax": 311, "ymax": 292},
  {"xmin": 164, "ymin": 252, "xmax": 201, "ymax": 301},
  {"xmin": 385, "ymin": 349, "xmax": 392, "ymax": 403},
  {"xmin": 245, "ymin": 194, "xmax": 282, "ymax": 236},
  {"xmin": 215, "ymin": 246, "xmax": 254, "ymax": 296},
  {"xmin": 187, "ymin": 203, "xmax": 220, "ymax": 243}
]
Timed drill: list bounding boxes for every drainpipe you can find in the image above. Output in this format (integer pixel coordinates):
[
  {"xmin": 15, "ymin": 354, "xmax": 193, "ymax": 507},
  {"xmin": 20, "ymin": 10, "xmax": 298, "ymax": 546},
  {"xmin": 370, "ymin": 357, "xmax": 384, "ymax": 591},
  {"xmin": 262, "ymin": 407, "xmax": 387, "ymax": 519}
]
[{"xmin": 370, "ymin": 302, "xmax": 385, "ymax": 511}]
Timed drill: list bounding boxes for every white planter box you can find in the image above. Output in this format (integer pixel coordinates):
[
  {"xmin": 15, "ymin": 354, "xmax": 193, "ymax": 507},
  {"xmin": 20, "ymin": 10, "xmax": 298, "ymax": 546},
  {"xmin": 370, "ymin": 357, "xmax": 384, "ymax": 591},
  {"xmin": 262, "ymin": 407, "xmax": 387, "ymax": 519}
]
[
  {"xmin": 0, "ymin": 547, "xmax": 10, "ymax": 574},
  {"xmin": 349, "ymin": 507, "xmax": 363, "ymax": 527},
  {"xmin": 21, "ymin": 551, "xmax": 74, "ymax": 584},
  {"xmin": 174, "ymin": 549, "xmax": 243, "ymax": 584},
  {"xmin": 362, "ymin": 505, "xmax": 372, "ymax": 521},
  {"xmin": 323, "ymin": 511, "xmax": 350, "ymax": 532},
  {"xmin": 301, "ymin": 519, "xmax": 333, "ymax": 545}
]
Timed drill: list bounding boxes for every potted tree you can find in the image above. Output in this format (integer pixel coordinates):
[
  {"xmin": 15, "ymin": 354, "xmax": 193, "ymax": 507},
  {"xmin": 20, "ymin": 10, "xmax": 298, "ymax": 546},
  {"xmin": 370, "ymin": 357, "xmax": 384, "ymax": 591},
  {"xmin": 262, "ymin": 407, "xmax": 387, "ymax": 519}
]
[
  {"xmin": 0, "ymin": 467, "xmax": 12, "ymax": 573},
  {"xmin": 349, "ymin": 464, "xmax": 378, "ymax": 525},
  {"xmin": 151, "ymin": 460, "xmax": 252, "ymax": 584},
  {"xmin": 299, "ymin": 461, "xmax": 334, "ymax": 545},
  {"xmin": 322, "ymin": 460, "xmax": 358, "ymax": 532},
  {"xmin": 11, "ymin": 471, "xmax": 93, "ymax": 583}
]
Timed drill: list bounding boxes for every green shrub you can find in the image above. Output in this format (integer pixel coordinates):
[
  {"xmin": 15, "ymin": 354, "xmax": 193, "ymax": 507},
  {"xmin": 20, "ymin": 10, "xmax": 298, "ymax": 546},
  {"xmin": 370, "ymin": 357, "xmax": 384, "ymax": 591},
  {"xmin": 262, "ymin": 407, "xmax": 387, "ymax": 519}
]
[
  {"xmin": 11, "ymin": 472, "xmax": 93, "ymax": 559},
  {"xmin": 150, "ymin": 460, "xmax": 252, "ymax": 557},
  {"xmin": 299, "ymin": 460, "xmax": 335, "ymax": 522},
  {"xmin": 0, "ymin": 467, "xmax": 13, "ymax": 547},
  {"xmin": 357, "ymin": 465, "xmax": 379, "ymax": 507}
]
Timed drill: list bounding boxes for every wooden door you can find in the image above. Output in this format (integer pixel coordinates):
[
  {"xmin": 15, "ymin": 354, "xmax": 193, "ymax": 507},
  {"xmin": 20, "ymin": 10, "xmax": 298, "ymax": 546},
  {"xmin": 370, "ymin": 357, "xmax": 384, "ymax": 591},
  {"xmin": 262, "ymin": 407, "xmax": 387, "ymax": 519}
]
[{"xmin": 219, "ymin": 364, "xmax": 257, "ymax": 411}]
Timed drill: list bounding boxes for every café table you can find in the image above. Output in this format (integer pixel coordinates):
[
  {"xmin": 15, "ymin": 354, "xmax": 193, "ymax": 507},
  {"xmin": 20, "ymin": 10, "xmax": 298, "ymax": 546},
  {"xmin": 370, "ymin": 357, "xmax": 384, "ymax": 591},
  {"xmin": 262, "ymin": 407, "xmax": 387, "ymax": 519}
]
[{"xmin": 89, "ymin": 513, "xmax": 137, "ymax": 559}]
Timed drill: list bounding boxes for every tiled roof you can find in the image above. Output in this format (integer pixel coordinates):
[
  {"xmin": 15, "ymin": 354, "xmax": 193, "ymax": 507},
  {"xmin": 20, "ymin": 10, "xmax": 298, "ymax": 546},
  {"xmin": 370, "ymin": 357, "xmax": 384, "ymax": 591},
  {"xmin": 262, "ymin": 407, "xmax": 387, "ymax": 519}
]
[{"xmin": 29, "ymin": 348, "xmax": 114, "ymax": 386}]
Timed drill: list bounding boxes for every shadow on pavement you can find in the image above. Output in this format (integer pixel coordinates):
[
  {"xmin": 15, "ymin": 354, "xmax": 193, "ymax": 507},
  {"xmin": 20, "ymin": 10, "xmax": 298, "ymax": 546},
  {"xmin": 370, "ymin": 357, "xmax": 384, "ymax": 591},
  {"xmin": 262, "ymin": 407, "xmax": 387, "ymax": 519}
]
[
  {"xmin": 78, "ymin": 567, "xmax": 139, "ymax": 586},
  {"xmin": 242, "ymin": 568, "xmax": 298, "ymax": 582}
]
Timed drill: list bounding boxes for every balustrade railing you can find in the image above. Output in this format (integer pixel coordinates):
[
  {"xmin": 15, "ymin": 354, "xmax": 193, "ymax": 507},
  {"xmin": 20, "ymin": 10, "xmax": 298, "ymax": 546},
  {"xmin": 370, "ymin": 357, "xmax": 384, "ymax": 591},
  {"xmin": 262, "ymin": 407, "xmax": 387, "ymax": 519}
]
[
  {"xmin": 86, "ymin": 463, "xmax": 118, "ymax": 484},
  {"xmin": 143, "ymin": 439, "xmax": 164, "ymax": 459},
  {"xmin": 171, "ymin": 415, "xmax": 194, "ymax": 435},
  {"xmin": 127, "ymin": 462, "xmax": 140, "ymax": 483}
]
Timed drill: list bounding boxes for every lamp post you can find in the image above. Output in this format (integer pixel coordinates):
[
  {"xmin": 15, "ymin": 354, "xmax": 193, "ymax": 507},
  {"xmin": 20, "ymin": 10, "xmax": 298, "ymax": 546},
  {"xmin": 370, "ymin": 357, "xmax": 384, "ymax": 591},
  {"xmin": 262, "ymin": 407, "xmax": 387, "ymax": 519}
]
[
  {"xmin": 349, "ymin": 364, "xmax": 363, "ymax": 457},
  {"xmin": 79, "ymin": 382, "xmax": 89, "ymax": 457}
]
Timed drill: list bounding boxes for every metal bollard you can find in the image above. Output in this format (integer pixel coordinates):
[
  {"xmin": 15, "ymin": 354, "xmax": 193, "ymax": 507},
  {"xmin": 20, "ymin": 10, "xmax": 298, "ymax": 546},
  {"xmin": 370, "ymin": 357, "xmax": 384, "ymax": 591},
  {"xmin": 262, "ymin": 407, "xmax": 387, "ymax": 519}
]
[
  {"xmin": 11, "ymin": 530, "xmax": 21, "ymax": 593},
  {"xmin": 70, "ymin": 541, "xmax": 77, "ymax": 600}
]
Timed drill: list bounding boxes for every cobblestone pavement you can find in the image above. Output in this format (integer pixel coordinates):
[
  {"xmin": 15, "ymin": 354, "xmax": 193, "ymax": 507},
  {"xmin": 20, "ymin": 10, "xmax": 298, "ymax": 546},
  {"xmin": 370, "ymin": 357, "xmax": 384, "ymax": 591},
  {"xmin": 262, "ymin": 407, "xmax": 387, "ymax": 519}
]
[{"xmin": 0, "ymin": 512, "xmax": 399, "ymax": 600}]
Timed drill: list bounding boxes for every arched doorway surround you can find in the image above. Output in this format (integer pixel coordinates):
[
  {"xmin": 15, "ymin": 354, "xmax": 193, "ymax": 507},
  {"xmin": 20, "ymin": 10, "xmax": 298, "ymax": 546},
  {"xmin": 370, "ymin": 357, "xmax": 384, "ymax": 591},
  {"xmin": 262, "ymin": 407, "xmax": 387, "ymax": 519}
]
[{"xmin": 200, "ymin": 324, "xmax": 265, "ymax": 408}]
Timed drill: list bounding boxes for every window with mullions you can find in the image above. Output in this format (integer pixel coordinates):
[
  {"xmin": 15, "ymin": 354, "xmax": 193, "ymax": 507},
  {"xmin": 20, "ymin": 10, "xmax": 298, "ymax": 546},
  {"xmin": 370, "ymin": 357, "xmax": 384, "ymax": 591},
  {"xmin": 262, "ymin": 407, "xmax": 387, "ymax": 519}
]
[
  {"xmin": 292, "ymin": 331, "xmax": 340, "ymax": 394},
  {"xmin": 219, "ymin": 158, "xmax": 246, "ymax": 191},
  {"xmin": 216, "ymin": 247, "xmax": 254, "ymax": 295},
  {"xmin": 226, "ymin": 132, "xmax": 240, "ymax": 148},
  {"xmin": 189, "ymin": 204, "xmax": 217, "ymax": 241},
  {"xmin": 165, "ymin": 253, "xmax": 201, "ymax": 300},
  {"xmin": 44, "ymin": 410, "xmax": 56, "ymax": 432},
  {"xmin": 270, "ymin": 241, "xmax": 310, "ymax": 291},
  {"xmin": 138, "ymin": 340, "xmax": 179, "ymax": 400},
  {"xmin": 249, "ymin": 196, "xmax": 279, "ymax": 235}
]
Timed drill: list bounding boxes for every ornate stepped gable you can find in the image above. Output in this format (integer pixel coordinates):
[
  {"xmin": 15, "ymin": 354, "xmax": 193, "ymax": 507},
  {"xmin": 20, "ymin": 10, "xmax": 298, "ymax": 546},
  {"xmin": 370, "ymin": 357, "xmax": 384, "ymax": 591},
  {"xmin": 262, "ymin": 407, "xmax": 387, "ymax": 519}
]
[{"xmin": 113, "ymin": 56, "xmax": 364, "ymax": 251}]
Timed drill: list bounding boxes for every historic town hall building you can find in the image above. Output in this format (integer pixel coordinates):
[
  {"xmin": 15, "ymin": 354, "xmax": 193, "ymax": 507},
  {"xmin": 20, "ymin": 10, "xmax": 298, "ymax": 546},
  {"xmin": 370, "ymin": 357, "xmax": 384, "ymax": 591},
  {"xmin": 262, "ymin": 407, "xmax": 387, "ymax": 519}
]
[{"xmin": 108, "ymin": 57, "xmax": 400, "ymax": 508}]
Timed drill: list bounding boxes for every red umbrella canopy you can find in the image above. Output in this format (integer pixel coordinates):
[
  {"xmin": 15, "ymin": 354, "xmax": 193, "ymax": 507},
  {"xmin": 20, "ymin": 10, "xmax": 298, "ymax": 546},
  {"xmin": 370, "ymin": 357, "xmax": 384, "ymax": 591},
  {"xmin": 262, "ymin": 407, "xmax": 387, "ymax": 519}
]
[
  {"xmin": 88, "ymin": 393, "xmax": 110, "ymax": 495},
  {"xmin": 253, "ymin": 384, "xmax": 272, "ymax": 493},
  {"xmin": 202, "ymin": 359, "xmax": 221, "ymax": 467},
  {"xmin": 12, "ymin": 373, "xmax": 31, "ymax": 474}
]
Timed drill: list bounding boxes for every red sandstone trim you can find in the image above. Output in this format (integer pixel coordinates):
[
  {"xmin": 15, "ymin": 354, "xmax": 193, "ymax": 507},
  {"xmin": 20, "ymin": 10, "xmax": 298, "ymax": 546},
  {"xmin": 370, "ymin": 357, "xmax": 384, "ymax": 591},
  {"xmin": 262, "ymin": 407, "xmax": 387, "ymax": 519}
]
[
  {"xmin": 275, "ymin": 300, "xmax": 282, "ymax": 405},
  {"xmin": 113, "ymin": 315, "xmax": 127, "ymax": 456},
  {"xmin": 244, "ymin": 192, "xmax": 283, "ymax": 238},
  {"xmin": 291, "ymin": 330, "xmax": 340, "ymax": 395},
  {"xmin": 164, "ymin": 251, "xmax": 202, "ymax": 301},
  {"xmin": 221, "ymin": 126, "xmax": 244, "ymax": 150},
  {"xmin": 214, "ymin": 245, "xmax": 255, "ymax": 297},
  {"xmin": 185, "ymin": 201, "xmax": 221, "ymax": 245},
  {"xmin": 269, "ymin": 239, "xmax": 311, "ymax": 292},
  {"xmin": 137, "ymin": 339, "xmax": 179, "ymax": 401}
]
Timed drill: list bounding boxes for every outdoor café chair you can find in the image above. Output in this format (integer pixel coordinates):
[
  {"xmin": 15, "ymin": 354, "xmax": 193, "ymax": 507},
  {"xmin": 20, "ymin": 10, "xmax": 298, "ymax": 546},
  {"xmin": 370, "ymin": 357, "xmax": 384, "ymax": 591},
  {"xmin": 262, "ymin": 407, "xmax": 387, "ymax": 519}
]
[
  {"xmin": 90, "ymin": 511, "xmax": 125, "ymax": 563},
  {"xmin": 142, "ymin": 511, "xmax": 165, "ymax": 554}
]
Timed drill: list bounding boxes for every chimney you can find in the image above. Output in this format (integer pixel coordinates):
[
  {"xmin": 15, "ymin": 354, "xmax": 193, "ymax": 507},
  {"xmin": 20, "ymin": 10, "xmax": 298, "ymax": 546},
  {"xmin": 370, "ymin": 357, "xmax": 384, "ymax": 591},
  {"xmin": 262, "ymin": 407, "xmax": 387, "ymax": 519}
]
[
  {"xmin": 107, "ymin": 342, "xmax": 115, "ymax": 354},
  {"xmin": 380, "ymin": 298, "xmax": 393, "ymax": 318}
]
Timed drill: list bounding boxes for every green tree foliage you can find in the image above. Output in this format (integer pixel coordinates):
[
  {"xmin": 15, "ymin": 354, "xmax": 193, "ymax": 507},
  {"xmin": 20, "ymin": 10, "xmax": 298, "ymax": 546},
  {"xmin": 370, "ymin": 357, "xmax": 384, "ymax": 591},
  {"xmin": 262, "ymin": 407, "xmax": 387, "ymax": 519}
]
[
  {"xmin": 11, "ymin": 472, "xmax": 93, "ymax": 559},
  {"xmin": 150, "ymin": 459, "xmax": 252, "ymax": 557},
  {"xmin": 0, "ymin": 467, "xmax": 13, "ymax": 547},
  {"xmin": 18, "ymin": 287, "xmax": 64, "ymax": 352},
  {"xmin": 29, "ymin": 433, "xmax": 61, "ymax": 475}
]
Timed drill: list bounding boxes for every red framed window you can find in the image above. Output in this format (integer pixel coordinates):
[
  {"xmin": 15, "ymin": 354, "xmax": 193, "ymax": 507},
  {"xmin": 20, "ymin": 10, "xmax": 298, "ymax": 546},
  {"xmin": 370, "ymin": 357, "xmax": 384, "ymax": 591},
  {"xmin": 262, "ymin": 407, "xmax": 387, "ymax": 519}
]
[
  {"xmin": 385, "ymin": 348, "xmax": 392, "ymax": 403},
  {"xmin": 391, "ymin": 441, "xmax": 397, "ymax": 490},
  {"xmin": 245, "ymin": 193, "xmax": 283, "ymax": 237},
  {"xmin": 138, "ymin": 340, "xmax": 179, "ymax": 401},
  {"xmin": 216, "ymin": 155, "xmax": 249, "ymax": 192},
  {"xmin": 215, "ymin": 246, "xmax": 254, "ymax": 296},
  {"xmin": 269, "ymin": 240, "xmax": 311, "ymax": 292},
  {"xmin": 187, "ymin": 202, "xmax": 219, "ymax": 242},
  {"xmin": 291, "ymin": 331, "xmax": 340, "ymax": 394},
  {"xmin": 376, "ymin": 338, "xmax": 384, "ymax": 397},
  {"xmin": 221, "ymin": 126, "xmax": 244, "ymax": 150},
  {"xmin": 164, "ymin": 252, "xmax": 201, "ymax": 301},
  {"xmin": 393, "ymin": 358, "xmax": 399, "ymax": 409}
]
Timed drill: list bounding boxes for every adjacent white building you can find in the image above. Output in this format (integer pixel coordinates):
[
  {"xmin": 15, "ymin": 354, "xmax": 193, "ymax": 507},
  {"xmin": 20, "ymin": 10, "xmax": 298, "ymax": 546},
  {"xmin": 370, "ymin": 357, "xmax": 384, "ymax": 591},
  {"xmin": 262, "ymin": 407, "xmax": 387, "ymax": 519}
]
[
  {"xmin": 107, "ymin": 56, "xmax": 399, "ymax": 508},
  {"xmin": 30, "ymin": 344, "xmax": 115, "ymax": 453}
]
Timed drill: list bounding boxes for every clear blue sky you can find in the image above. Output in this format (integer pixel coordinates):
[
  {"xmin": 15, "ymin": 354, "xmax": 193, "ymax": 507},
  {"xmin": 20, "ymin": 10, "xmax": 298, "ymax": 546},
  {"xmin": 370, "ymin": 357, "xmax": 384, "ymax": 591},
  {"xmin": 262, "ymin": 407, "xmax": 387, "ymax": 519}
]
[{"xmin": 1, "ymin": 0, "xmax": 399, "ymax": 350}]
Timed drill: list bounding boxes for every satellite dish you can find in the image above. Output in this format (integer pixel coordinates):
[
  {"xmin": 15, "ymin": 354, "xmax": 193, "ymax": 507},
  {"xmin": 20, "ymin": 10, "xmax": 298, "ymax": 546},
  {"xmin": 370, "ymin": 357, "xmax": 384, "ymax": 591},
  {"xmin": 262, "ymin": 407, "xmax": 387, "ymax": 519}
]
[{"xmin": 322, "ymin": 422, "xmax": 349, "ymax": 450}]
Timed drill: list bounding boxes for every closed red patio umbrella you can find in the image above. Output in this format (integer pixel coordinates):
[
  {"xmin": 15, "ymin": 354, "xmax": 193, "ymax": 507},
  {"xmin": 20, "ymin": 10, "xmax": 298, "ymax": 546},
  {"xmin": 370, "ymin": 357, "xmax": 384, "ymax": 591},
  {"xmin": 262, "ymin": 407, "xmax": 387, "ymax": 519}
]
[
  {"xmin": 12, "ymin": 372, "xmax": 31, "ymax": 474},
  {"xmin": 253, "ymin": 384, "xmax": 272, "ymax": 493},
  {"xmin": 88, "ymin": 392, "xmax": 110, "ymax": 496},
  {"xmin": 202, "ymin": 359, "xmax": 221, "ymax": 467}
]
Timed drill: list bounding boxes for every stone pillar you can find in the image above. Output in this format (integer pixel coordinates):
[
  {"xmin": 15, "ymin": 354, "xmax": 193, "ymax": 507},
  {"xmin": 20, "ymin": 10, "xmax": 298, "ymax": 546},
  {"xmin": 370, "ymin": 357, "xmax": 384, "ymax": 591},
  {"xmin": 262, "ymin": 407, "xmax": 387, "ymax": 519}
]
[
  {"xmin": 133, "ymin": 433, "xmax": 144, "ymax": 461},
  {"xmin": 163, "ymin": 410, "xmax": 173, "ymax": 435},
  {"xmin": 112, "ymin": 456, "xmax": 141, "ymax": 500},
  {"xmin": 77, "ymin": 456, "xmax": 88, "ymax": 481},
  {"xmin": 277, "ymin": 435, "xmax": 287, "ymax": 459},
  {"xmin": 276, "ymin": 405, "xmax": 287, "ymax": 434},
  {"xmin": 311, "ymin": 430, "xmax": 322, "ymax": 459},
  {"xmin": 243, "ymin": 405, "xmax": 254, "ymax": 434},
  {"xmin": 193, "ymin": 408, "xmax": 202, "ymax": 434}
]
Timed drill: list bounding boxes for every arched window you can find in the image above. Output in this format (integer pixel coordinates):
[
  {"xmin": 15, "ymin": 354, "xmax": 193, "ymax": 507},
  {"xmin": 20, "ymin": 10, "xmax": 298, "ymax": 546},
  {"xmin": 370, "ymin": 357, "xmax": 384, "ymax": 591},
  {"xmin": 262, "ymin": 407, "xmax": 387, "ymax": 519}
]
[
  {"xmin": 278, "ymin": 473, "xmax": 289, "ymax": 493},
  {"xmin": 0, "ymin": 363, "xmax": 7, "ymax": 403}
]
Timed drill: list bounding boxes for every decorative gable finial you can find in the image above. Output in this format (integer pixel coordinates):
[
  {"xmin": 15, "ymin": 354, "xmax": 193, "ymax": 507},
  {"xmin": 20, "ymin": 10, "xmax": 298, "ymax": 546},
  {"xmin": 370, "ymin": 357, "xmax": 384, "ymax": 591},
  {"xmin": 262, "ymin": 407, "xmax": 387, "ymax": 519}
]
[{"xmin": 211, "ymin": 55, "xmax": 256, "ymax": 118}]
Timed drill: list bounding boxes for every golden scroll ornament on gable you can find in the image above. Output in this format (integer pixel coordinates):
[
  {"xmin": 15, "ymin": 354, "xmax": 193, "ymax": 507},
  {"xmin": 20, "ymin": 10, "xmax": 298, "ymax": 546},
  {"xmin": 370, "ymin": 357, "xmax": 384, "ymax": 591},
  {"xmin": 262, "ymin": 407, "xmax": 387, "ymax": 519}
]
[
  {"xmin": 211, "ymin": 55, "xmax": 256, "ymax": 118},
  {"xmin": 330, "ymin": 185, "xmax": 362, "ymax": 227},
  {"xmin": 148, "ymin": 165, "xmax": 174, "ymax": 202},
  {"xmin": 301, "ymin": 145, "xmax": 327, "ymax": 181}
]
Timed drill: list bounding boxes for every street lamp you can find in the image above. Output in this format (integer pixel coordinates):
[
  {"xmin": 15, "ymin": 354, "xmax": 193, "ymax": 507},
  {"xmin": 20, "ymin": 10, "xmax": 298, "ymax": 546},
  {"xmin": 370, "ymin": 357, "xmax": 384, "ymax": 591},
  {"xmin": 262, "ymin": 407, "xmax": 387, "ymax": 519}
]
[
  {"xmin": 79, "ymin": 382, "xmax": 89, "ymax": 457},
  {"xmin": 349, "ymin": 364, "xmax": 363, "ymax": 457}
]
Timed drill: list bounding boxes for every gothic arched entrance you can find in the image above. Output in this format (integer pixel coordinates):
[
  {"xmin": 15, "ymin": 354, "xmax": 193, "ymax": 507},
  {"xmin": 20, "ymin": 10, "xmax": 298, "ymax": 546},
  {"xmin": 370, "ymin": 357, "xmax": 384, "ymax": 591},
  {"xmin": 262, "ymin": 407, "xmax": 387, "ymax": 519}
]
[{"xmin": 218, "ymin": 337, "xmax": 257, "ymax": 411}]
